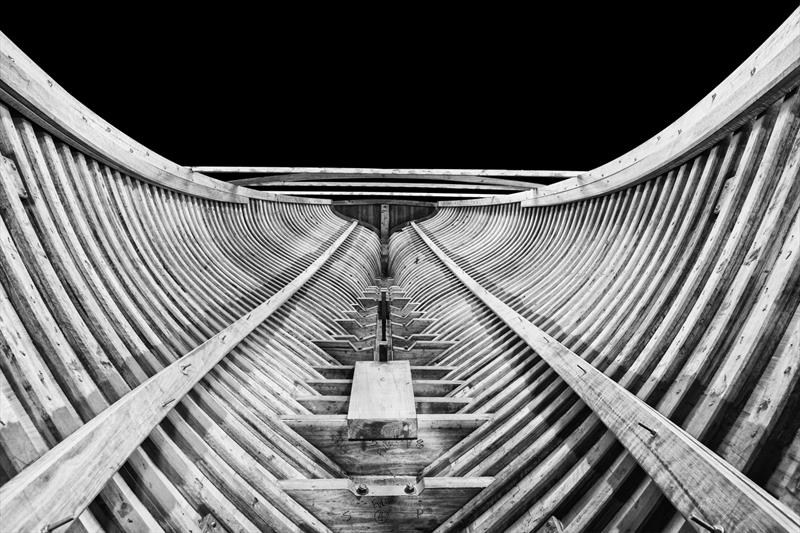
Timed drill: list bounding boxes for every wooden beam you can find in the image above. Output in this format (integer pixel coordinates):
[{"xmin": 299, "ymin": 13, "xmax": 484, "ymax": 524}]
[
  {"xmin": 411, "ymin": 222, "xmax": 800, "ymax": 533},
  {"xmin": 0, "ymin": 221, "xmax": 358, "ymax": 533},
  {"xmin": 194, "ymin": 166, "xmax": 580, "ymax": 179},
  {"xmin": 297, "ymin": 396, "xmax": 471, "ymax": 415},
  {"xmin": 279, "ymin": 476, "xmax": 493, "ymax": 532},
  {"xmin": 258, "ymin": 191, "xmax": 496, "ymax": 198},
  {"xmin": 313, "ymin": 365, "xmax": 456, "ymax": 380},
  {"xmin": 306, "ymin": 379, "xmax": 463, "ymax": 397},
  {"xmin": 229, "ymin": 180, "xmax": 527, "ymax": 191},
  {"xmin": 332, "ymin": 199, "xmax": 436, "ymax": 207},
  {"xmin": 283, "ymin": 414, "xmax": 492, "ymax": 475},
  {"xmin": 229, "ymin": 173, "xmax": 540, "ymax": 189}
]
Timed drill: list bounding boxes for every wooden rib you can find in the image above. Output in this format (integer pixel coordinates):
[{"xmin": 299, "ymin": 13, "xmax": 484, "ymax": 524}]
[
  {"xmin": 411, "ymin": 222, "xmax": 800, "ymax": 533},
  {"xmin": 0, "ymin": 220, "xmax": 356, "ymax": 532}
]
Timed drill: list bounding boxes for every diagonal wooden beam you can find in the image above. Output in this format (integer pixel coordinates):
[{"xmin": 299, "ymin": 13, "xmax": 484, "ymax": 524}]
[
  {"xmin": 0, "ymin": 221, "xmax": 357, "ymax": 533},
  {"xmin": 410, "ymin": 222, "xmax": 800, "ymax": 533}
]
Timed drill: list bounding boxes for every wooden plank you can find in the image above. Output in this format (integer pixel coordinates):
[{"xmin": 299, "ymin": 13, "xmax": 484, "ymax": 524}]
[
  {"xmin": 411, "ymin": 221, "xmax": 800, "ymax": 533},
  {"xmin": 236, "ymin": 172, "xmax": 539, "ymax": 189},
  {"xmin": 258, "ymin": 191, "xmax": 496, "ymax": 198},
  {"xmin": 347, "ymin": 362, "xmax": 417, "ymax": 440},
  {"xmin": 279, "ymin": 476, "xmax": 493, "ymax": 532},
  {"xmin": 233, "ymin": 180, "xmax": 526, "ymax": 191},
  {"xmin": 297, "ymin": 396, "xmax": 471, "ymax": 415},
  {"xmin": 282, "ymin": 414, "xmax": 492, "ymax": 475},
  {"xmin": 306, "ymin": 379, "xmax": 463, "ymax": 397},
  {"xmin": 197, "ymin": 166, "xmax": 579, "ymax": 179},
  {"xmin": 0, "ymin": 221, "xmax": 357, "ymax": 533},
  {"xmin": 332, "ymin": 199, "xmax": 436, "ymax": 207},
  {"xmin": 313, "ymin": 365, "xmax": 456, "ymax": 380}
]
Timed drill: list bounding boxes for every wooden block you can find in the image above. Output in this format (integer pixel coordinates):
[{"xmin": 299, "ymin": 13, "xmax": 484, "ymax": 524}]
[
  {"xmin": 282, "ymin": 414, "xmax": 492, "ymax": 475},
  {"xmin": 347, "ymin": 362, "xmax": 417, "ymax": 440},
  {"xmin": 536, "ymin": 516, "xmax": 565, "ymax": 533},
  {"xmin": 334, "ymin": 319, "xmax": 373, "ymax": 337},
  {"xmin": 306, "ymin": 379, "xmax": 352, "ymax": 396},
  {"xmin": 389, "ymin": 311, "xmax": 423, "ymax": 324},
  {"xmin": 392, "ymin": 342, "xmax": 455, "ymax": 365},
  {"xmin": 388, "ymin": 297, "xmax": 411, "ymax": 310},
  {"xmin": 279, "ymin": 476, "xmax": 493, "ymax": 532},
  {"xmin": 411, "ymin": 380, "xmax": 464, "ymax": 397},
  {"xmin": 390, "ymin": 318, "xmax": 435, "ymax": 336},
  {"xmin": 390, "ymin": 334, "xmax": 438, "ymax": 348},
  {"xmin": 312, "ymin": 340, "xmax": 373, "ymax": 363},
  {"xmin": 357, "ymin": 297, "xmax": 379, "ymax": 309}
]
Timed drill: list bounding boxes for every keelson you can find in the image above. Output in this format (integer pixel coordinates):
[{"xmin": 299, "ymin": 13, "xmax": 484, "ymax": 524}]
[{"xmin": 1, "ymin": 8, "xmax": 800, "ymax": 533}]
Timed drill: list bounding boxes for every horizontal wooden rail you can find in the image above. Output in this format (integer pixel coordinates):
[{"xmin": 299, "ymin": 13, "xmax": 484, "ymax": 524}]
[
  {"xmin": 0, "ymin": 221, "xmax": 357, "ymax": 533},
  {"xmin": 411, "ymin": 222, "xmax": 800, "ymax": 533},
  {"xmin": 193, "ymin": 166, "xmax": 580, "ymax": 179},
  {"xmin": 230, "ymin": 180, "xmax": 526, "ymax": 191},
  {"xmin": 229, "ymin": 172, "xmax": 541, "ymax": 189},
  {"xmin": 259, "ymin": 191, "xmax": 495, "ymax": 198}
]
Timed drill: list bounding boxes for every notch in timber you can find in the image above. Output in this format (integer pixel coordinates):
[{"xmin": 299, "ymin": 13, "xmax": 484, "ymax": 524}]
[{"xmin": 347, "ymin": 361, "xmax": 417, "ymax": 440}]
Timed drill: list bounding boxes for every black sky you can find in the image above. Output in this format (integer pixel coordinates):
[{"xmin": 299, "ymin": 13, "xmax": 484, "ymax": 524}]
[{"xmin": 2, "ymin": 4, "xmax": 797, "ymax": 178}]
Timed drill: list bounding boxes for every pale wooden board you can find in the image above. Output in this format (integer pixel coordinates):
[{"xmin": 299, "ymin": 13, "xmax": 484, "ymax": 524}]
[{"xmin": 347, "ymin": 362, "xmax": 417, "ymax": 440}]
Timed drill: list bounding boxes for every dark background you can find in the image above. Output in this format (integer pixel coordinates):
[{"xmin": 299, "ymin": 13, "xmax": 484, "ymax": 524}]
[{"xmin": 2, "ymin": 4, "xmax": 797, "ymax": 184}]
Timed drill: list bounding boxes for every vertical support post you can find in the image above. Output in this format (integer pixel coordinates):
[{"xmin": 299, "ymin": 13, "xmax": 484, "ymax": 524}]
[{"xmin": 380, "ymin": 203, "xmax": 390, "ymax": 275}]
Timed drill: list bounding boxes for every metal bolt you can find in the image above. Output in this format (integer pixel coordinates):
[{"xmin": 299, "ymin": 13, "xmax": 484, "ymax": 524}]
[
  {"xmin": 356, "ymin": 483, "xmax": 369, "ymax": 496},
  {"xmin": 404, "ymin": 484, "xmax": 415, "ymax": 494}
]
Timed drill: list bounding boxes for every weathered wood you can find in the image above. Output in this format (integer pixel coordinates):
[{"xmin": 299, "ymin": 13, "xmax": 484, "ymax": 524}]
[
  {"xmin": 261, "ymin": 190, "xmax": 495, "ymax": 198},
  {"xmin": 305, "ymin": 379, "xmax": 463, "ymax": 397},
  {"xmin": 197, "ymin": 165, "xmax": 579, "ymax": 179},
  {"xmin": 283, "ymin": 414, "xmax": 491, "ymax": 475},
  {"xmin": 313, "ymin": 366, "xmax": 457, "ymax": 380},
  {"xmin": 279, "ymin": 476, "xmax": 493, "ymax": 532},
  {"xmin": 0, "ymin": 221, "xmax": 357, "ymax": 533},
  {"xmin": 412, "ymin": 222, "xmax": 800, "ymax": 533},
  {"xmin": 233, "ymin": 180, "xmax": 526, "ymax": 191},
  {"xmin": 347, "ymin": 362, "xmax": 417, "ymax": 440},
  {"xmin": 297, "ymin": 396, "xmax": 471, "ymax": 415}
]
